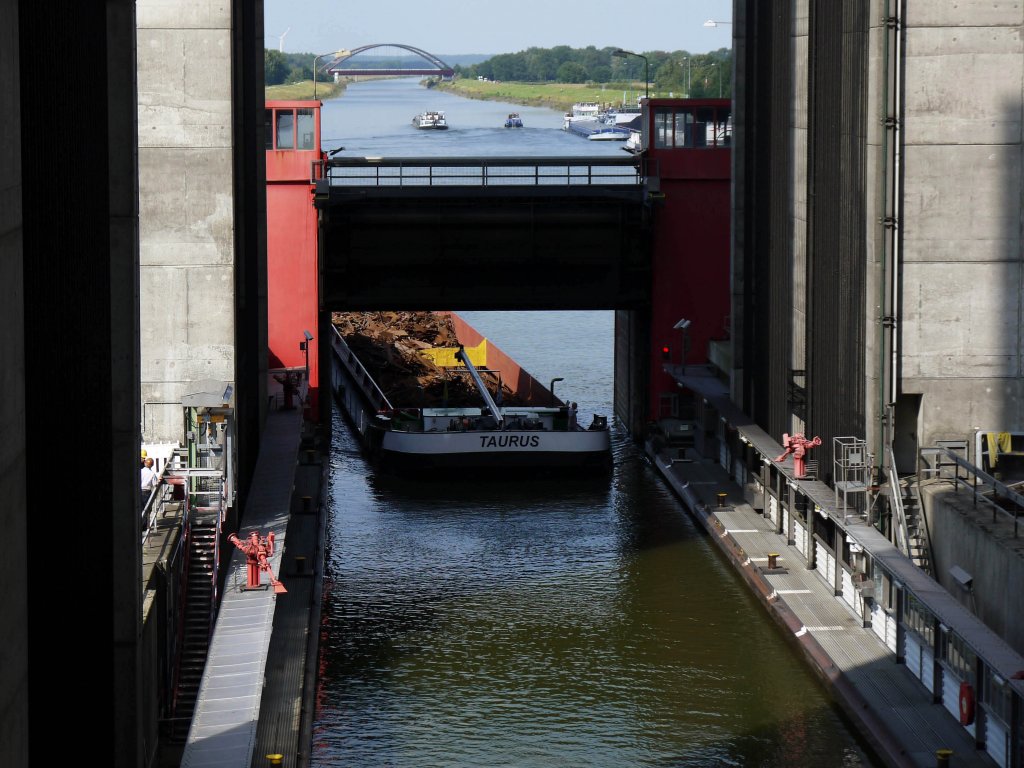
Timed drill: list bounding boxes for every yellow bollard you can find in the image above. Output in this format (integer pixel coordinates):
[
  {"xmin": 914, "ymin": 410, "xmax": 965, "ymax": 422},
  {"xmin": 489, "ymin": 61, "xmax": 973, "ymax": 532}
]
[
  {"xmin": 266, "ymin": 755, "xmax": 284, "ymax": 766},
  {"xmin": 935, "ymin": 748, "xmax": 953, "ymax": 768},
  {"xmin": 717, "ymin": 492, "xmax": 728, "ymax": 507}
]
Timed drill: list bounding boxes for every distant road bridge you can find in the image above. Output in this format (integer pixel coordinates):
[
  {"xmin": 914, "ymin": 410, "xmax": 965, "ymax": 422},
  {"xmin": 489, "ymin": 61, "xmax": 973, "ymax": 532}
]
[{"xmin": 324, "ymin": 44, "xmax": 455, "ymax": 78}]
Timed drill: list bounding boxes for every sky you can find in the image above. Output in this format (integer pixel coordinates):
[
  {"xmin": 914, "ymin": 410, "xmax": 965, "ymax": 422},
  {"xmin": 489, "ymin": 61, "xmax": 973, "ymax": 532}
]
[{"xmin": 263, "ymin": 0, "xmax": 734, "ymax": 57}]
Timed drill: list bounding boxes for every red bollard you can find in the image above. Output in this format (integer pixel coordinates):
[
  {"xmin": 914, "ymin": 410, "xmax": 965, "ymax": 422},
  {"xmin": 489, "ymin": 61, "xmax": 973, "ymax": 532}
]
[{"xmin": 228, "ymin": 530, "xmax": 287, "ymax": 594}]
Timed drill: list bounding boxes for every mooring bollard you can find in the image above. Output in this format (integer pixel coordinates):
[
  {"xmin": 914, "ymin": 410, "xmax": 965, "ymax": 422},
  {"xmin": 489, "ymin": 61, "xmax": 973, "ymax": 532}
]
[
  {"xmin": 295, "ymin": 556, "xmax": 307, "ymax": 575},
  {"xmin": 935, "ymin": 748, "xmax": 953, "ymax": 768},
  {"xmin": 717, "ymin": 492, "xmax": 728, "ymax": 507},
  {"xmin": 266, "ymin": 754, "xmax": 284, "ymax": 766},
  {"xmin": 302, "ymin": 495, "xmax": 312, "ymax": 513},
  {"xmin": 768, "ymin": 553, "xmax": 779, "ymax": 569}
]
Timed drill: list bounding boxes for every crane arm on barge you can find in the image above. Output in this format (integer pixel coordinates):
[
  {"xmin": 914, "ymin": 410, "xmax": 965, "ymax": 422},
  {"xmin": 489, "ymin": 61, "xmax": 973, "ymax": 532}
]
[{"xmin": 454, "ymin": 345, "xmax": 504, "ymax": 429}]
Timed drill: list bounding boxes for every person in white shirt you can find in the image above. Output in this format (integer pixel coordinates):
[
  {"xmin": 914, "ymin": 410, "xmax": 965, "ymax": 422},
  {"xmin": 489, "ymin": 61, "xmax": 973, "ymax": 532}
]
[{"xmin": 140, "ymin": 457, "xmax": 158, "ymax": 510}]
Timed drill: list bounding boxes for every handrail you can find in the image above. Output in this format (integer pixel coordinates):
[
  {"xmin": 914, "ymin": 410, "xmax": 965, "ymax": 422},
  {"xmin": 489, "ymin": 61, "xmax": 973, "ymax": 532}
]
[
  {"xmin": 320, "ymin": 155, "xmax": 644, "ymax": 188},
  {"xmin": 886, "ymin": 446, "xmax": 909, "ymax": 556},
  {"xmin": 921, "ymin": 446, "xmax": 1024, "ymax": 536},
  {"xmin": 330, "ymin": 325, "xmax": 394, "ymax": 412}
]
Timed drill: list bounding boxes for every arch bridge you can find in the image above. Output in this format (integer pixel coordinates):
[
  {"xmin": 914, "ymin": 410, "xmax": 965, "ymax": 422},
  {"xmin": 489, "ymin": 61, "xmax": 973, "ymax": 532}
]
[{"xmin": 324, "ymin": 44, "xmax": 455, "ymax": 78}]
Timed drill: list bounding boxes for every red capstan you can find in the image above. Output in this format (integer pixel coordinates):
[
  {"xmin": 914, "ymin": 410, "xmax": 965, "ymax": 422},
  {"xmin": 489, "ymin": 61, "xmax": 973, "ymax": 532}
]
[
  {"xmin": 227, "ymin": 530, "xmax": 287, "ymax": 594},
  {"xmin": 774, "ymin": 432, "xmax": 823, "ymax": 479}
]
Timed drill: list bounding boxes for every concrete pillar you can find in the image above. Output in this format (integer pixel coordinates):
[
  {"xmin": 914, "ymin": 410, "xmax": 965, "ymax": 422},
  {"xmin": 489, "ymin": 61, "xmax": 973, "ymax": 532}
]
[{"xmin": 15, "ymin": 1, "xmax": 143, "ymax": 763}]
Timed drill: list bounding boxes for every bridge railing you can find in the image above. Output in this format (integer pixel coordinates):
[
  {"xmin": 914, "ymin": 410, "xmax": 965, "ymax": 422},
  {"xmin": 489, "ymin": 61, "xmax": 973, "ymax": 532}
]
[{"xmin": 317, "ymin": 156, "xmax": 644, "ymax": 188}]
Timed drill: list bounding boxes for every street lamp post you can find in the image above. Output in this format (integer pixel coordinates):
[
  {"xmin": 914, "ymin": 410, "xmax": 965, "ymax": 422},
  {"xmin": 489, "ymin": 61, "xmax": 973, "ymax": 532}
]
[
  {"xmin": 682, "ymin": 56, "xmax": 691, "ymax": 97},
  {"xmin": 313, "ymin": 50, "xmax": 344, "ymax": 100},
  {"xmin": 612, "ymin": 48, "xmax": 649, "ymax": 100}
]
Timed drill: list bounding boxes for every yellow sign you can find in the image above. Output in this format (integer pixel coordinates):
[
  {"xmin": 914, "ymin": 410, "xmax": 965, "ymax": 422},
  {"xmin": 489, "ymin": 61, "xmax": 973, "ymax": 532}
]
[{"xmin": 420, "ymin": 339, "xmax": 487, "ymax": 368}]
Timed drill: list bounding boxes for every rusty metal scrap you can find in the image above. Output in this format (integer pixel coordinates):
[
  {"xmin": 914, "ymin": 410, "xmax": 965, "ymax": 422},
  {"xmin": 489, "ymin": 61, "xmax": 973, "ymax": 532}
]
[{"xmin": 331, "ymin": 311, "xmax": 525, "ymax": 408}]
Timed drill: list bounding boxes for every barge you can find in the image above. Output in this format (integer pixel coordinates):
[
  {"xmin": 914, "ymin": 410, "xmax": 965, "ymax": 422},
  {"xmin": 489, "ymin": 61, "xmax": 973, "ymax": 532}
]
[{"xmin": 329, "ymin": 312, "xmax": 612, "ymax": 476}]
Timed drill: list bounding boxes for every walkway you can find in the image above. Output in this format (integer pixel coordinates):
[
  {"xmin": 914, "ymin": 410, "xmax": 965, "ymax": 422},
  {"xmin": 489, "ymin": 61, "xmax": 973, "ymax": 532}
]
[
  {"xmin": 181, "ymin": 382, "xmax": 327, "ymax": 768},
  {"xmin": 646, "ymin": 384, "xmax": 1000, "ymax": 767}
]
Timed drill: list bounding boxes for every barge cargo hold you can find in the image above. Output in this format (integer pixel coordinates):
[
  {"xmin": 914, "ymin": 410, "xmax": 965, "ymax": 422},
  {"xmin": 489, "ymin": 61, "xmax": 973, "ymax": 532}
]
[{"xmin": 329, "ymin": 311, "xmax": 613, "ymax": 476}]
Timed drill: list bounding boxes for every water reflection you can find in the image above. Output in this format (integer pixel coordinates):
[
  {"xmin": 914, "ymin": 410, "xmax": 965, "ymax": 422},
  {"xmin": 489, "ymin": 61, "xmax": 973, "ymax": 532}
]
[
  {"xmin": 315, "ymin": 408, "xmax": 877, "ymax": 767},
  {"xmin": 312, "ymin": 85, "xmax": 876, "ymax": 766}
]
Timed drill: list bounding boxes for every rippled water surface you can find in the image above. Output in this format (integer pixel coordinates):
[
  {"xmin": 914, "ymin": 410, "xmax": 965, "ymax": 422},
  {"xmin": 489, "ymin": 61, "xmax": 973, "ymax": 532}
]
[{"xmin": 313, "ymin": 82, "xmax": 878, "ymax": 767}]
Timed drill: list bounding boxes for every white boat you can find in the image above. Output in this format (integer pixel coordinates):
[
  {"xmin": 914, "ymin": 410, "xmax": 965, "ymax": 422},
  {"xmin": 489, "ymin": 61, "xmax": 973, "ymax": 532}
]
[
  {"xmin": 329, "ymin": 314, "xmax": 613, "ymax": 477},
  {"xmin": 622, "ymin": 128, "xmax": 643, "ymax": 153},
  {"xmin": 412, "ymin": 110, "xmax": 449, "ymax": 130},
  {"xmin": 504, "ymin": 113, "xmax": 524, "ymax": 128},
  {"xmin": 587, "ymin": 126, "xmax": 631, "ymax": 141},
  {"xmin": 562, "ymin": 101, "xmax": 601, "ymax": 130},
  {"xmin": 600, "ymin": 106, "xmax": 642, "ymax": 125}
]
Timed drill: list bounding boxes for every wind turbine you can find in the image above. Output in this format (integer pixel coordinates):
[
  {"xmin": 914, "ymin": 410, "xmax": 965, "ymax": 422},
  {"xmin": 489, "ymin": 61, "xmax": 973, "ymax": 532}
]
[{"xmin": 277, "ymin": 27, "xmax": 291, "ymax": 52}]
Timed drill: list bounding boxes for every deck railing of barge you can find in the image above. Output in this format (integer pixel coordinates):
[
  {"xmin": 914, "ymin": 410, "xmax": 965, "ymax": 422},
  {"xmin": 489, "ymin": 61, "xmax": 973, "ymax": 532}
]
[
  {"xmin": 330, "ymin": 325, "xmax": 394, "ymax": 412},
  {"xmin": 315, "ymin": 154, "xmax": 647, "ymax": 188}
]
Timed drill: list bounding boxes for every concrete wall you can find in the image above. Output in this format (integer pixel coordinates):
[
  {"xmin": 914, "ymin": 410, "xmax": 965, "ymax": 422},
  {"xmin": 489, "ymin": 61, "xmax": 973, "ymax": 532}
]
[
  {"xmin": 6, "ymin": 1, "xmax": 144, "ymax": 763},
  {"xmin": 899, "ymin": 3, "xmax": 1024, "ymax": 447},
  {"xmin": 137, "ymin": 0, "xmax": 237, "ymax": 442},
  {"xmin": 734, "ymin": 0, "xmax": 1024, "ymax": 458},
  {"xmin": 922, "ymin": 483, "xmax": 1024, "ymax": 657}
]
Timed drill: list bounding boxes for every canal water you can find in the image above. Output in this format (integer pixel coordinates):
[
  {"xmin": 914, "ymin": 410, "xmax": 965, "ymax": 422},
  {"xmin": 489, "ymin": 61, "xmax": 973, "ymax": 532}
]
[{"xmin": 313, "ymin": 79, "xmax": 879, "ymax": 767}]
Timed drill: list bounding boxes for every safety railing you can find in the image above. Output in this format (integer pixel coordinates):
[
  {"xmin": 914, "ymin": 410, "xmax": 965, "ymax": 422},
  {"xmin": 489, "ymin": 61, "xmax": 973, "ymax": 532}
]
[
  {"xmin": 317, "ymin": 155, "xmax": 644, "ymax": 188},
  {"xmin": 921, "ymin": 446, "xmax": 1024, "ymax": 537},
  {"xmin": 331, "ymin": 326, "xmax": 394, "ymax": 412}
]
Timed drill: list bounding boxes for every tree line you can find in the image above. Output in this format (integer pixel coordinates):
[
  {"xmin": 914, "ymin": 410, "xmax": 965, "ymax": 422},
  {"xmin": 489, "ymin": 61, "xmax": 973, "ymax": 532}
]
[
  {"xmin": 265, "ymin": 46, "xmax": 734, "ymax": 98},
  {"xmin": 265, "ymin": 49, "xmax": 334, "ymax": 86},
  {"xmin": 455, "ymin": 46, "xmax": 732, "ymax": 97}
]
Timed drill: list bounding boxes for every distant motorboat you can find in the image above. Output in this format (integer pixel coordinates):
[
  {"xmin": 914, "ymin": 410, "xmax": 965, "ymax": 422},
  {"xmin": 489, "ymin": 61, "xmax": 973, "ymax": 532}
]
[
  {"xmin": 413, "ymin": 110, "xmax": 449, "ymax": 130},
  {"xmin": 504, "ymin": 112, "xmax": 524, "ymax": 128}
]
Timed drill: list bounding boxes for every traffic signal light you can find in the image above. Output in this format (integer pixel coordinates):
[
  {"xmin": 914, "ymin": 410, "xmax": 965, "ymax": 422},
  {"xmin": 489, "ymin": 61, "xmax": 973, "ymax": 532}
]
[{"xmin": 661, "ymin": 344, "xmax": 671, "ymax": 360}]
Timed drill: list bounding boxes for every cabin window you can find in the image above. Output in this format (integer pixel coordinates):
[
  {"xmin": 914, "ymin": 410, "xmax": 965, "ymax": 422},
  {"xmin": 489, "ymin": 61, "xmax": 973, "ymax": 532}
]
[
  {"xmin": 264, "ymin": 109, "xmax": 275, "ymax": 150},
  {"xmin": 938, "ymin": 627, "xmax": 976, "ymax": 686},
  {"xmin": 276, "ymin": 110, "xmax": 295, "ymax": 150},
  {"xmin": 297, "ymin": 108, "xmax": 316, "ymax": 150},
  {"xmin": 652, "ymin": 105, "xmax": 733, "ymax": 148},
  {"xmin": 903, "ymin": 592, "xmax": 935, "ymax": 645},
  {"xmin": 983, "ymin": 667, "xmax": 1013, "ymax": 725}
]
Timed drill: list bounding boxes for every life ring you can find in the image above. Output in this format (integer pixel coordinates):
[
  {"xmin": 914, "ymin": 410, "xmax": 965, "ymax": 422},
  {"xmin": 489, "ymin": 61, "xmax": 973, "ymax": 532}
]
[{"xmin": 959, "ymin": 681, "xmax": 976, "ymax": 725}]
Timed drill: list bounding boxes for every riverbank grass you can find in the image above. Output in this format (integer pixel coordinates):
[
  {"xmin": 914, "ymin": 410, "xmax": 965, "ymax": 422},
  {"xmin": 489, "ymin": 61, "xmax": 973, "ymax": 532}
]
[
  {"xmin": 265, "ymin": 80, "xmax": 346, "ymax": 101},
  {"xmin": 436, "ymin": 78, "xmax": 652, "ymax": 113}
]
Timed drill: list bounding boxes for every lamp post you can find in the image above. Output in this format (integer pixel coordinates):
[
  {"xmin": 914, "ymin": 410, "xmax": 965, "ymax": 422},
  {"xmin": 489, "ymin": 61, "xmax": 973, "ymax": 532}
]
[
  {"xmin": 313, "ymin": 50, "xmax": 344, "ymax": 100},
  {"xmin": 612, "ymin": 48, "xmax": 649, "ymax": 100},
  {"xmin": 682, "ymin": 56, "xmax": 691, "ymax": 98}
]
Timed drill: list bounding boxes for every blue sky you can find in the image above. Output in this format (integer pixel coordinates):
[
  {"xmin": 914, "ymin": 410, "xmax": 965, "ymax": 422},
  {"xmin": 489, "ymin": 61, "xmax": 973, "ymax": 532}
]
[{"xmin": 264, "ymin": 0, "xmax": 734, "ymax": 57}]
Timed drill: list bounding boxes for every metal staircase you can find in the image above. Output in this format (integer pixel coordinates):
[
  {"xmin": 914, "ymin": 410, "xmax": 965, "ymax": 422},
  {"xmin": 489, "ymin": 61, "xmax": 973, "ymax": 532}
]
[
  {"xmin": 899, "ymin": 477, "xmax": 933, "ymax": 575},
  {"xmin": 170, "ymin": 514, "xmax": 220, "ymax": 742},
  {"xmin": 886, "ymin": 446, "xmax": 934, "ymax": 575}
]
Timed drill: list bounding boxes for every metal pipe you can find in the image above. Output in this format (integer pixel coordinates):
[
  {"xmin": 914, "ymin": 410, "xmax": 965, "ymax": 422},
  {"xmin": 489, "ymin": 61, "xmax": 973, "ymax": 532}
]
[
  {"xmin": 550, "ymin": 377, "xmax": 564, "ymax": 406},
  {"xmin": 454, "ymin": 346, "xmax": 503, "ymax": 427}
]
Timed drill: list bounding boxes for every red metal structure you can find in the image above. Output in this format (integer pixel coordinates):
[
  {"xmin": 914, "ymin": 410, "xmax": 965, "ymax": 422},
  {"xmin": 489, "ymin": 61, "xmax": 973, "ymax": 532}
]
[
  {"xmin": 266, "ymin": 100, "xmax": 323, "ymax": 419},
  {"xmin": 227, "ymin": 530, "xmax": 286, "ymax": 593},
  {"xmin": 642, "ymin": 98, "xmax": 732, "ymax": 419},
  {"xmin": 774, "ymin": 433, "xmax": 823, "ymax": 479}
]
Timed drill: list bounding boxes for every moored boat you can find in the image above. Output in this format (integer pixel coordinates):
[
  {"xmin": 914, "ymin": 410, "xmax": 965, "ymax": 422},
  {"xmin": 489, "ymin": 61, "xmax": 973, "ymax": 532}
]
[
  {"xmin": 329, "ymin": 311, "xmax": 613, "ymax": 476},
  {"xmin": 412, "ymin": 110, "xmax": 449, "ymax": 129},
  {"xmin": 561, "ymin": 101, "xmax": 601, "ymax": 131}
]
